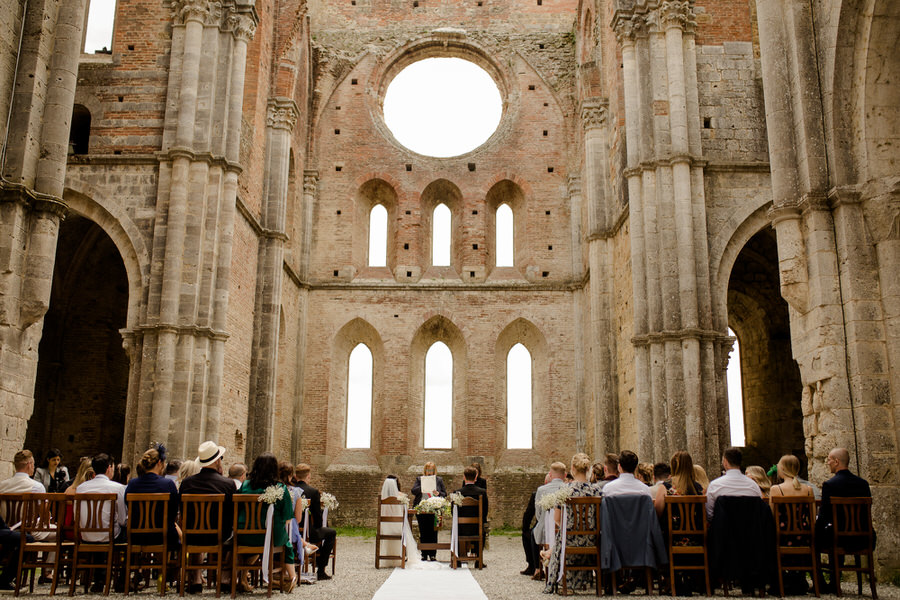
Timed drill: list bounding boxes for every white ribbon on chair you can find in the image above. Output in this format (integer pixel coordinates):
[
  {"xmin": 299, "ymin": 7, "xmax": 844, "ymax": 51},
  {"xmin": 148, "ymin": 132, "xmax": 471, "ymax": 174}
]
[
  {"xmin": 262, "ymin": 503, "xmax": 275, "ymax": 584},
  {"xmin": 544, "ymin": 510, "xmax": 555, "ymax": 553},
  {"xmin": 556, "ymin": 507, "xmax": 569, "ymax": 583},
  {"xmin": 401, "ymin": 509, "xmax": 411, "ymax": 547},
  {"xmin": 450, "ymin": 505, "xmax": 459, "ymax": 559},
  {"xmin": 322, "ymin": 507, "xmax": 329, "ymax": 528},
  {"xmin": 299, "ymin": 507, "xmax": 311, "ymax": 572}
]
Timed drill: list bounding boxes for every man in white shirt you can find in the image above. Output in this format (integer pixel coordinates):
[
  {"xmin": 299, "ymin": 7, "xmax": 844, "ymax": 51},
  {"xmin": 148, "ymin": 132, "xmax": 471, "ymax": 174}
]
[
  {"xmin": 705, "ymin": 447, "xmax": 761, "ymax": 520},
  {"xmin": 76, "ymin": 453, "xmax": 127, "ymax": 542},
  {"xmin": 602, "ymin": 450, "xmax": 652, "ymax": 497},
  {"xmin": 0, "ymin": 450, "xmax": 46, "ymax": 520}
]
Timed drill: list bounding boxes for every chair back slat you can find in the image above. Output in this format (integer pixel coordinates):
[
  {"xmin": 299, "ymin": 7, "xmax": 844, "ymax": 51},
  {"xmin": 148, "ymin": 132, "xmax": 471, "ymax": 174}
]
[
  {"xmin": 665, "ymin": 495, "xmax": 707, "ymax": 537},
  {"xmin": 180, "ymin": 494, "xmax": 225, "ymax": 539},
  {"xmin": 233, "ymin": 495, "xmax": 267, "ymax": 537},
  {"xmin": 457, "ymin": 496, "xmax": 482, "ymax": 526},
  {"xmin": 0, "ymin": 493, "xmax": 27, "ymax": 527},
  {"xmin": 21, "ymin": 493, "xmax": 62, "ymax": 537},
  {"xmin": 378, "ymin": 497, "xmax": 406, "ymax": 523},
  {"xmin": 566, "ymin": 496, "xmax": 601, "ymax": 537},
  {"xmin": 830, "ymin": 496, "xmax": 873, "ymax": 540},
  {"xmin": 772, "ymin": 496, "xmax": 815, "ymax": 540},
  {"xmin": 74, "ymin": 493, "xmax": 117, "ymax": 540}
]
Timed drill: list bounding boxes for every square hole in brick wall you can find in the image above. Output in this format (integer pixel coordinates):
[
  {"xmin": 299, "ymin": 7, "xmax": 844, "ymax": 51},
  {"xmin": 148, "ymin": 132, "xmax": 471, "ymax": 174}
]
[
  {"xmin": 334, "ymin": 129, "xmax": 340, "ymax": 134},
  {"xmin": 477, "ymin": 0, "xmax": 483, "ymax": 5},
  {"xmin": 543, "ymin": 102, "xmax": 549, "ymax": 107},
  {"xmin": 539, "ymin": 43, "xmax": 545, "ymax": 49},
  {"xmin": 127, "ymin": 44, "xmax": 135, "ymax": 51},
  {"xmin": 703, "ymin": 117, "xmax": 712, "ymax": 128},
  {"xmin": 336, "ymin": 210, "xmax": 341, "ymax": 215},
  {"xmin": 405, "ymin": 210, "xmax": 411, "ymax": 215},
  {"xmin": 413, "ymin": 0, "xmax": 419, "ymax": 6},
  {"xmin": 543, "ymin": 130, "xmax": 548, "ymax": 136},
  {"xmin": 335, "ymin": 165, "xmax": 342, "ymax": 171},
  {"xmin": 113, "ymin": 150, "xmax": 122, "ymax": 155},
  {"xmin": 548, "ymin": 245, "xmax": 553, "ymax": 250},
  {"xmin": 470, "ymin": 271, "xmax": 475, "ymax": 277},
  {"xmin": 545, "ymin": 210, "xmax": 551, "ymax": 215},
  {"xmin": 537, "ymin": 0, "xmax": 542, "ymax": 4},
  {"xmin": 404, "ymin": 243, "xmax": 409, "ymax": 250},
  {"xmin": 351, "ymin": 0, "xmax": 356, "ymax": 4},
  {"xmin": 542, "ymin": 271, "xmax": 549, "ymax": 277},
  {"xmin": 118, "ymin": 96, "xmax": 124, "ymax": 102},
  {"xmin": 547, "ymin": 166, "xmax": 554, "ymax": 173},
  {"xmin": 351, "ymin": 79, "xmax": 358, "ymax": 85},
  {"xmin": 468, "ymin": 163, "xmax": 476, "ymax": 171},
  {"xmin": 406, "ymin": 271, "xmax": 412, "ymax": 277},
  {"xmin": 406, "ymin": 163, "xmax": 412, "ymax": 171},
  {"xmin": 528, "ymin": 84, "xmax": 535, "ymax": 90},
  {"xmin": 472, "ymin": 210, "xmax": 478, "ymax": 215},
  {"xmin": 333, "ymin": 270, "xmax": 339, "ymax": 277},
  {"xmin": 472, "ymin": 244, "xmax": 478, "ymax": 250},
  {"xmin": 335, "ymin": 106, "xmax": 341, "ymax": 110}
]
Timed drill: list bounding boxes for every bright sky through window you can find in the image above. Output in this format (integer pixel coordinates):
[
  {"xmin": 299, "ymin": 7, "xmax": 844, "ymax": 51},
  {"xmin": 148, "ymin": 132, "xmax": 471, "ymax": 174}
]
[
  {"xmin": 432, "ymin": 204, "xmax": 451, "ymax": 266},
  {"xmin": 383, "ymin": 58, "xmax": 502, "ymax": 157},
  {"xmin": 424, "ymin": 342, "xmax": 452, "ymax": 449},
  {"xmin": 84, "ymin": 0, "xmax": 117, "ymax": 53},
  {"xmin": 507, "ymin": 343, "xmax": 532, "ymax": 448},
  {"xmin": 496, "ymin": 204, "xmax": 514, "ymax": 266},
  {"xmin": 368, "ymin": 204, "xmax": 387, "ymax": 267},
  {"xmin": 346, "ymin": 344, "xmax": 373, "ymax": 448},
  {"xmin": 726, "ymin": 328, "xmax": 746, "ymax": 447}
]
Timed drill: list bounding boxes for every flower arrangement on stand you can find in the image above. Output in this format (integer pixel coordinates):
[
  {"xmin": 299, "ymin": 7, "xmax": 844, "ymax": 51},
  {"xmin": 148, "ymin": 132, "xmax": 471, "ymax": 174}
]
[{"xmin": 415, "ymin": 496, "xmax": 451, "ymax": 529}]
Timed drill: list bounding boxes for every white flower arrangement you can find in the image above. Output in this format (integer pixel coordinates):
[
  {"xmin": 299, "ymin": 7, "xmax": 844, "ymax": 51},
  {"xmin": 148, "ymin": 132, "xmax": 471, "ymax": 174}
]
[
  {"xmin": 536, "ymin": 485, "xmax": 573, "ymax": 511},
  {"xmin": 396, "ymin": 492, "xmax": 410, "ymax": 508},
  {"xmin": 258, "ymin": 485, "xmax": 284, "ymax": 505},
  {"xmin": 448, "ymin": 492, "xmax": 464, "ymax": 506},
  {"xmin": 299, "ymin": 497, "xmax": 310, "ymax": 512},
  {"xmin": 415, "ymin": 495, "xmax": 450, "ymax": 516},
  {"xmin": 321, "ymin": 492, "xmax": 339, "ymax": 511}
]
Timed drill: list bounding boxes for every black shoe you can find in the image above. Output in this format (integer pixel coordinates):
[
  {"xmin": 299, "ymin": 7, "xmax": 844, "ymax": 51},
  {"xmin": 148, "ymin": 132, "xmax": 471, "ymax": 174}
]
[
  {"xmin": 188, "ymin": 583, "xmax": 204, "ymax": 594},
  {"xmin": 521, "ymin": 568, "xmax": 535, "ymax": 576},
  {"xmin": 0, "ymin": 582, "xmax": 16, "ymax": 591},
  {"xmin": 317, "ymin": 572, "xmax": 332, "ymax": 581},
  {"xmin": 90, "ymin": 583, "xmax": 105, "ymax": 594}
]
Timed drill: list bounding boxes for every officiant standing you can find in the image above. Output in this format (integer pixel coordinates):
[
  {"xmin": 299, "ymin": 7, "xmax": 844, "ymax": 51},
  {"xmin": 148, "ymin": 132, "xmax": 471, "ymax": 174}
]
[{"xmin": 411, "ymin": 461, "xmax": 447, "ymax": 561}]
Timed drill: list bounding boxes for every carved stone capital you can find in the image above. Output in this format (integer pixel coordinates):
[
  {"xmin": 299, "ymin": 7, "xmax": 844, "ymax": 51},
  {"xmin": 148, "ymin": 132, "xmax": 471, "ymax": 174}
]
[
  {"xmin": 173, "ymin": 0, "xmax": 224, "ymax": 26},
  {"xmin": 266, "ymin": 99, "xmax": 299, "ymax": 132},
  {"xmin": 581, "ymin": 100, "xmax": 608, "ymax": 131},
  {"xmin": 226, "ymin": 12, "xmax": 257, "ymax": 42},
  {"xmin": 303, "ymin": 170, "xmax": 319, "ymax": 196},
  {"xmin": 659, "ymin": 0, "xmax": 696, "ymax": 32},
  {"xmin": 613, "ymin": 12, "xmax": 641, "ymax": 44}
]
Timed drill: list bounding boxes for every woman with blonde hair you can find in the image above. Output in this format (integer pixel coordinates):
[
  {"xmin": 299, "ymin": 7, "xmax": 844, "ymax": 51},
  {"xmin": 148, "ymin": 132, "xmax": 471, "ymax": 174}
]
[
  {"xmin": 769, "ymin": 455, "xmax": 813, "ymax": 500},
  {"xmin": 411, "ymin": 461, "xmax": 446, "ymax": 561},
  {"xmin": 544, "ymin": 453, "xmax": 602, "ymax": 594},
  {"xmin": 745, "ymin": 465, "xmax": 772, "ymax": 498},
  {"xmin": 692, "ymin": 464, "xmax": 710, "ymax": 493},
  {"xmin": 176, "ymin": 459, "xmax": 200, "ymax": 489},
  {"xmin": 653, "ymin": 451, "xmax": 703, "ymax": 515}
]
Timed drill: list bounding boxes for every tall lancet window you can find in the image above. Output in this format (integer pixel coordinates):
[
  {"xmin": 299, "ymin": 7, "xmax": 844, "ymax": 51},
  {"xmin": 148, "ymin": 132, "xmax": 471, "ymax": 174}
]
[
  {"xmin": 368, "ymin": 204, "xmax": 387, "ymax": 267},
  {"xmin": 84, "ymin": 0, "xmax": 117, "ymax": 54},
  {"xmin": 496, "ymin": 203, "xmax": 514, "ymax": 267},
  {"xmin": 432, "ymin": 203, "xmax": 451, "ymax": 266},
  {"xmin": 506, "ymin": 343, "xmax": 532, "ymax": 448},
  {"xmin": 424, "ymin": 341, "xmax": 452, "ymax": 448},
  {"xmin": 346, "ymin": 343, "xmax": 373, "ymax": 448}
]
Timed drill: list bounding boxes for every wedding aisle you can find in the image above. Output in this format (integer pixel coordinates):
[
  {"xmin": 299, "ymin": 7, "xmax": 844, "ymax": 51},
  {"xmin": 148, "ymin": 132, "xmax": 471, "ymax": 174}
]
[{"xmin": 371, "ymin": 562, "xmax": 489, "ymax": 600}]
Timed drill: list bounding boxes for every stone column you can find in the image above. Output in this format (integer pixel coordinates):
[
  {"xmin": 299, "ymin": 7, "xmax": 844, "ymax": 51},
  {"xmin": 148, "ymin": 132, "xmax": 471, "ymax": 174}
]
[
  {"xmin": 0, "ymin": 0, "xmax": 87, "ymax": 476},
  {"xmin": 247, "ymin": 99, "xmax": 298, "ymax": 459}
]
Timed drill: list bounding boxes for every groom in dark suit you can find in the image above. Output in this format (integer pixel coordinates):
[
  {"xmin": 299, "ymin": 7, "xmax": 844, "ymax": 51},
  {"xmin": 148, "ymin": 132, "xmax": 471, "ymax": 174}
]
[
  {"xmin": 295, "ymin": 464, "xmax": 336, "ymax": 580},
  {"xmin": 456, "ymin": 466, "xmax": 488, "ymax": 563}
]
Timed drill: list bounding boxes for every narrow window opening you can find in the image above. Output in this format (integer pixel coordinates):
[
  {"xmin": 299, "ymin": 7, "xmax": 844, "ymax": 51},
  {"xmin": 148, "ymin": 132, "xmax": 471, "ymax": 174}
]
[
  {"xmin": 507, "ymin": 343, "xmax": 532, "ymax": 448},
  {"xmin": 424, "ymin": 342, "xmax": 452, "ymax": 449},
  {"xmin": 406, "ymin": 164, "xmax": 413, "ymax": 171},
  {"xmin": 368, "ymin": 204, "xmax": 388, "ymax": 267},
  {"xmin": 496, "ymin": 203, "xmax": 514, "ymax": 267},
  {"xmin": 727, "ymin": 327, "xmax": 746, "ymax": 446},
  {"xmin": 333, "ymin": 270, "xmax": 339, "ymax": 277},
  {"xmin": 432, "ymin": 203, "xmax": 451, "ymax": 266},
  {"xmin": 84, "ymin": 0, "xmax": 116, "ymax": 54},
  {"xmin": 346, "ymin": 344, "xmax": 373, "ymax": 448},
  {"xmin": 69, "ymin": 105, "xmax": 91, "ymax": 155}
]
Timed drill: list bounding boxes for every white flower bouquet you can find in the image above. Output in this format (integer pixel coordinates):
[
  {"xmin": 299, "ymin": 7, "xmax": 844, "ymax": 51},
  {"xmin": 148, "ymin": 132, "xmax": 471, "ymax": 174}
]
[
  {"xmin": 536, "ymin": 486, "xmax": 573, "ymax": 511},
  {"xmin": 448, "ymin": 492, "xmax": 464, "ymax": 507},
  {"xmin": 415, "ymin": 495, "xmax": 449, "ymax": 515},
  {"xmin": 396, "ymin": 492, "xmax": 410, "ymax": 508},
  {"xmin": 299, "ymin": 497, "xmax": 310, "ymax": 512},
  {"xmin": 258, "ymin": 485, "xmax": 284, "ymax": 505},
  {"xmin": 321, "ymin": 492, "xmax": 339, "ymax": 511}
]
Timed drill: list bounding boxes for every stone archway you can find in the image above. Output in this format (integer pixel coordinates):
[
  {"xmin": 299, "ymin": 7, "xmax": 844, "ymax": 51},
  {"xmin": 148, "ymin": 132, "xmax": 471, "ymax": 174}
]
[
  {"xmin": 726, "ymin": 226, "xmax": 805, "ymax": 472},
  {"xmin": 24, "ymin": 214, "xmax": 129, "ymax": 473}
]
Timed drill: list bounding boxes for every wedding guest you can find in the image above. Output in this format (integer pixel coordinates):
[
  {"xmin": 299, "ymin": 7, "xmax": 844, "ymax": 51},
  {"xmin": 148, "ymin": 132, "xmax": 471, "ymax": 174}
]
[
  {"xmin": 176, "ymin": 459, "xmax": 201, "ymax": 488},
  {"xmin": 124, "ymin": 447, "xmax": 179, "ymax": 547},
  {"xmin": 33, "ymin": 448, "xmax": 69, "ymax": 492},
  {"xmin": 589, "ymin": 462, "xmax": 604, "ymax": 487},
  {"xmin": 62, "ymin": 458, "xmax": 94, "ymax": 541},
  {"xmin": 378, "ymin": 476, "xmax": 405, "ymax": 568},
  {"xmin": 77, "ymin": 453, "xmax": 128, "ymax": 542},
  {"xmin": 597, "ymin": 453, "xmax": 619, "ymax": 489},
  {"xmin": 238, "ymin": 454, "xmax": 296, "ymax": 592},
  {"xmin": 603, "ymin": 450, "xmax": 652, "ymax": 497},
  {"xmin": 636, "ymin": 462, "xmax": 654, "ymax": 485},
  {"xmin": 112, "ymin": 463, "xmax": 131, "ymax": 485},
  {"xmin": 693, "ymin": 464, "xmax": 710, "ymax": 493},
  {"xmin": 670, "ymin": 452, "xmax": 703, "ymax": 496},
  {"xmin": 0, "ymin": 451, "xmax": 45, "ymax": 513},
  {"xmin": 228, "ymin": 463, "xmax": 247, "ymax": 489},
  {"xmin": 164, "ymin": 460, "xmax": 182, "ymax": 482},
  {"xmin": 0, "ymin": 515, "xmax": 26, "ymax": 591},
  {"xmin": 455, "ymin": 467, "xmax": 488, "ymax": 560},
  {"xmin": 816, "ymin": 448, "xmax": 872, "ymax": 542},
  {"xmin": 520, "ymin": 489, "xmax": 537, "ymax": 576},
  {"xmin": 769, "ymin": 455, "xmax": 814, "ymax": 501},
  {"xmin": 295, "ymin": 463, "xmax": 336, "ymax": 580},
  {"xmin": 531, "ymin": 464, "xmax": 566, "ymax": 580},
  {"xmin": 745, "ymin": 465, "xmax": 771, "ymax": 498},
  {"xmin": 544, "ymin": 453, "xmax": 602, "ymax": 594},
  {"xmin": 472, "ymin": 462, "xmax": 487, "ymax": 490},
  {"xmin": 705, "ymin": 447, "xmax": 760, "ymax": 520},
  {"xmin": 411, "ymin": 461, "xmax": 446, "ymax": 562}
]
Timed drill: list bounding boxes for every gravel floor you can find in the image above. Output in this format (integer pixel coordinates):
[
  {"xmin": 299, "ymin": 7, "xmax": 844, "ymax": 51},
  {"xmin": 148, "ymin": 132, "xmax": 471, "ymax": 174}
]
[{"xmin": 3, "ymin": 535, "xmax": 896, "ymax": 600}]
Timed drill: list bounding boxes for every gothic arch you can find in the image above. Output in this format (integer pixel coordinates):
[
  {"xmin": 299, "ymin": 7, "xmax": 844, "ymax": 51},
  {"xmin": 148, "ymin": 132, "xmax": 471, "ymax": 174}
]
[
  {"xmin": 408, "ymin": 315, "xmax": 468, "ymax": 457},
  {"xmin": 354, "ymin": 178, "xmax": 399, "ymax": 276},
  {"xmin": 420, "ymin": 179, "xmax": 464, "ymax": 272},
  {"xmin": 327, "ymin": 318, "xmax": 385, "ymax": 462},
  {"xmin": 485, "ymin": 179, "xmax": 528, "ymax": 273}
]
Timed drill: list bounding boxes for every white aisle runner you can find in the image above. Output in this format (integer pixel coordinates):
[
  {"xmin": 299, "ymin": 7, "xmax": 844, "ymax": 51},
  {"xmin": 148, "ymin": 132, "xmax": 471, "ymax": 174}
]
[{"xmin": 371, "ymin": 563, "xmax": 488, "ymax": 600}]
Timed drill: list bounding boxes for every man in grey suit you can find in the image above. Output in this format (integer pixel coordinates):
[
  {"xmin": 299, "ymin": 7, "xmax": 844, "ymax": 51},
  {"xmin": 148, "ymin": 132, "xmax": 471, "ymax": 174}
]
[{"xmin": 530, "ymin": 462, "xmax": 567, "ymax": 580}]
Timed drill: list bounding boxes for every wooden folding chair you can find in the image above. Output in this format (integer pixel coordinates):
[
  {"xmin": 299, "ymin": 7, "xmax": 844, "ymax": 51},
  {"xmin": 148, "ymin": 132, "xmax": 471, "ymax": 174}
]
[
  {"xmin": 69, "ymin": 493, "xmax": 118, "ymax": 596},
  {"xmin": 231, "ymin": 495, "xmax": 285, "ymax": 598},
  {"xmin": 124, "ymin": 493, "xmax": 172, "ymax": 596},
  {"xmin": 771, "ymin": 496, "xmax": 819, "ymax": 597},
  {"xmin": 375, "ymin": 497, "xmax": 407, "ymax": 569},
  {"xmin": 15, "ymin": 493, "xmax": 63, "ymax": 596},
  {"xmin": 664, "ymin": 495, "xmax": 710, "ymax": 596},
  {"xmin": 451, "ymin": 496, "xmax": 483, "ymax": 570},
  {"xmin": 179, "ymin": 494, "xmax": 225, "ymax": 598},
  {"xmin": 561, "ymin": 496, "xmax": 603, "ymax": 597},
  {"xmin": 822, "ymin": 497, "xmax": 877, "ymax": 599}
]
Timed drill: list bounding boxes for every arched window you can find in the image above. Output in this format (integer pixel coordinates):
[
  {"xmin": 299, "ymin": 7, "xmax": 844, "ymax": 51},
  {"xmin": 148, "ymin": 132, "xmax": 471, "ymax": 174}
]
[
  {"xmin": 346, "ymin": 343, "xmax": 373, "ymax": 448},
  {"xmin": 432, "ymin": 203, "xmax": 451, "ymax": 266},
  {"xmin": 506, "ymin": 343, "xmax": 532, "ymax": 448},
  {"xmin": 726, "ymin": 328, "xmax": 745, "ymax": 446},
  {"xmin": 424, "ymin": 341, "xmax": 452, "ymax": 448},
  {"xmin": 84, "ymin": 0, "xmax": 117, "ymax": 54},
  {"xmin": 368, "ymin": 204, "xmax": 387, "ymax": 267},
  {"xmin": 496, "ymin": 203, "xmax": 514, "ymax": 267}
]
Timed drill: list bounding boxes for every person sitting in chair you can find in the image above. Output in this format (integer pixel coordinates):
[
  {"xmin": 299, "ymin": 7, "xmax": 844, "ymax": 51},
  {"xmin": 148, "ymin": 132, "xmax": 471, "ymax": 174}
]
[{"xmin": 455, "ymin": 467, "xmax": 488, "ymax": 560}]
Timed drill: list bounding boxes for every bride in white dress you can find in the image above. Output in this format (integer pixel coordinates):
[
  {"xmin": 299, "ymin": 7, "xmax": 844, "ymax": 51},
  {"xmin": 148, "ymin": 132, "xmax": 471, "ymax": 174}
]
[{"xmin": 380, "ymin": 477, "xmax": 439, "ymax": 570}]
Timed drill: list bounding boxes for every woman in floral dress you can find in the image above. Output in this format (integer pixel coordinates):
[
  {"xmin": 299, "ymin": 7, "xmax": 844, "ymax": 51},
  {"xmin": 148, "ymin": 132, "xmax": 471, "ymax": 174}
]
[{"xmin": 544, "ymin": 452, "xmax": 602, "ymax": 594}]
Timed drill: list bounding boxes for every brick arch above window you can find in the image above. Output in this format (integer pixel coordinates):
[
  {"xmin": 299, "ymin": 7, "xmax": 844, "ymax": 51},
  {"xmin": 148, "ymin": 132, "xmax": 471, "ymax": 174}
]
[
  {"xmin": 485, "ymin": 179, "xmax": 528, "ymax": 274},
  {"xmin": 420, "ymin": 179, "xmax": 463, "ymax": 273},
  {"xmin": 354, "ymin": 179, "xmax": 399, "ymax": 277}
]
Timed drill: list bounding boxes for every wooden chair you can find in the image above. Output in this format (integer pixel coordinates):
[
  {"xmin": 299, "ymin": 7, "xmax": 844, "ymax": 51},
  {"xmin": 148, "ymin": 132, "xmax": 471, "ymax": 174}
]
[
  {"xmin": 231, "ymin": 495, "xmax": 285, "ymax": 598},
  {"xmin": 15, "ymin": 493, "xmax": 64, "ymax": 596},
  {"xmin": 179, "ymin": 494, "xmax": 226, "ymax": 598},
  {"xmin": 821, "ymin": 497, "xmax": 876, "ymax": 599},
  {"xmin": 664, "ymin": 495, "xmax": 711, "ymax": 596},
  {"xmin": 124, "ymin": 493, "xmax": 172, "ymax": 596},
  {"xmin": 450, "ymin": 496, "xmax": 483, "ymax": 570},
  {"xmin": 771, "ymin": 496, "xmax": 819, "ymax": 597},
  {"xmin": 601, "ymin": 494, "xmax": 661, "ymax": 596},
  {"xmin": 69, "ymin": 493, "xmax": 118, "ymax": 596},
  {"xmin": 560, "ymin": 496, "xmax": 603, "ymax": 597},
  {"xmin": 0, "ymin": 493, "xmax": 26, "ymax": 529},
  {"xmin": 375, "ymin": 497, "xmax": 407, "ymax": 569}
]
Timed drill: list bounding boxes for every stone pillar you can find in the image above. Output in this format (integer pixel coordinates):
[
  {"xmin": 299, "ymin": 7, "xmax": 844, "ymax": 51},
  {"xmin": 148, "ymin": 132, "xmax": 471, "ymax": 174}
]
[
  {"xmin": 0, "ymin": 0, "xmax": 87, "ymax": 477},
  {"xmin": 247, "ymin": 99, "xmax": 298, "ymax": 459}
]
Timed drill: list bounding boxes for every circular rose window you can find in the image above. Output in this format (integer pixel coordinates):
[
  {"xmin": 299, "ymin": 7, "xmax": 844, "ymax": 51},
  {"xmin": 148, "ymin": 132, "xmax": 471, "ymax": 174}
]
[{"xmin": 383, "ymin": 57, "xmax": 503, "ymax": 158}]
